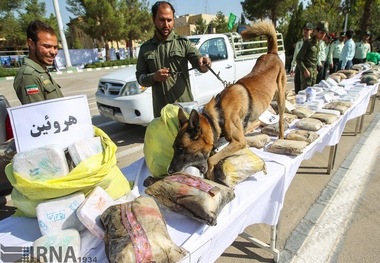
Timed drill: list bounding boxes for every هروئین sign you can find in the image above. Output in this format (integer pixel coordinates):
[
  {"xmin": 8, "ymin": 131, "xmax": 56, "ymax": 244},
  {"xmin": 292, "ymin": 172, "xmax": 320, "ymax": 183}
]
[{"xmin": 7, "ymin": 95, "xmax": 94, "ymax": 152}]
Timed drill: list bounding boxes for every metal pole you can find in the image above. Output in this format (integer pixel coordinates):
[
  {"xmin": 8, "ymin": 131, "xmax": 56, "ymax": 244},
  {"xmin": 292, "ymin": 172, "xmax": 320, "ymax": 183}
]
[
  {"xmin": 52, "ymin": 0, "xmax": 72, "ymax": 68},
  {"xmin": 344, "ymin": 13, "xmax": 349, "ymax": 32},
  {"xmin": 343, "ymin": 0, "xmax": 349, "ymax": 32}
]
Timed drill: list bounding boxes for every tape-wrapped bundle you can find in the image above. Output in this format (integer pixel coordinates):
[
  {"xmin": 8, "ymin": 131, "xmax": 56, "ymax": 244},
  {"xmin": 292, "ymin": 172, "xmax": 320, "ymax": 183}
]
[
  {"xmin": 295, "ymin": 118, "xmax": 324, "ymax": 131},
  {"xmin": 101, "ymin": 196, "xmax": 188, "ymax": 263},
  {"xmin": 267, "ymin": 139, "xmax": 309, "ymax": 156},
  {"xmin": 285, "ymin": 130, "xmax": 319, "ymax": 144},
  {"xmin": 292, "ymin": 107, "xmax": 314, "ymax": 118},
  {"xmin": 310, "ymin": 113, "xmax": 339, "ymax": 124},
  {"xmin": 214, "ymin": 148, "xmax": 267, "ymax": 187},
  {"xmin": 323, "ymin": 101, "xmax": 353, "ymax": 114},
  {"xmin": 145, "ymin": 173, "xmax": 235, "ymax": 226}
]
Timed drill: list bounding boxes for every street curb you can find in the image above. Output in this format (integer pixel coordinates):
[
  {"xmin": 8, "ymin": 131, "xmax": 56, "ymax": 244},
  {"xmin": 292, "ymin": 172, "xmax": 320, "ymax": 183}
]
[
  {"xmin": 0, "ymin": 64, "xmax": 132, "ymax": 81},
  {"xmin": 280, "ymin": 112, "xmax": 380, "ymax": 262}
]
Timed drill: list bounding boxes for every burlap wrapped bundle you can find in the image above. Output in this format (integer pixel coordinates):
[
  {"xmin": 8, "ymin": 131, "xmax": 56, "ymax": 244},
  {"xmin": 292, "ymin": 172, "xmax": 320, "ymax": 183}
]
[
  {"xmin": 101, "ymin": 196, "xmax": 188, "ymax": 263},
  {"xmin": 323, "ymin": 101, "xmax": 353, "ymax": 114},
  {"xmin": 337, "ymin": 69, "xmax": 358, "ymax": 78},
  {"xmin": 285, "ymin": 130, "xmax": 319, "ymax": 144},
  {"xmin": 246, "ymin": 134, "xmax": 271, "ymax": 149},
  {"xmin": 361, "ymin": 74, "xmax": 379, "ymax": 85},
  {"xmin": 295, "ymin": 118, "xmax": 324, "ymax": 131},
  {"xmin": 145, "ymin": 173, "xmax": 235, "ymax": 226},
  {"xmin": 328, "ymin": 72, "xmax": 347, "ymax": 83},
  {"xmin": 310, "ymin": 113, "xmax": 339, "ymax": 124},
  {"xmin": 267, "ymin": 139, "xmax": 308, "ymax": 156},
  {"xmin": 261, "ymin": 122, "xmax": 289, "ymax": 137},
  {"xmin": 283, "ymin": 113, "xmax": 298, "ymax": 124},
  {"xmin": 292, "ymin": 107, "xmax": 314, "ymax": 118}
]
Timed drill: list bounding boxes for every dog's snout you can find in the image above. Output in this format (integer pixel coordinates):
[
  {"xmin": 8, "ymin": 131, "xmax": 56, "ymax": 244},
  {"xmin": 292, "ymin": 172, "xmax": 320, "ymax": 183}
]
[{"xmin": 168, "ymin": 161, "xmax": 179, "ymax": 174}]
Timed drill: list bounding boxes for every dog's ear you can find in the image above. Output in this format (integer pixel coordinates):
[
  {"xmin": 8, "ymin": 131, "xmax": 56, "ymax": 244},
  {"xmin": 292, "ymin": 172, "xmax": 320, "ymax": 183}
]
[
  {"xmin": 178, "ymin": 107, "xmax": 188, "ymax": 128},
  {"xmin": 188, "ymin": 110, "xmax": 201, "ymax": 140}
]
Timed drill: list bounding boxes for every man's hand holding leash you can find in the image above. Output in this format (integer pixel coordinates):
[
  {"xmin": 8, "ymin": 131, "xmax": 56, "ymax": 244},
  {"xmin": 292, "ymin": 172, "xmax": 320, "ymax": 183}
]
[{"xmin": 198, "ymin": 56, "xmax": 212, "ymax": 73}]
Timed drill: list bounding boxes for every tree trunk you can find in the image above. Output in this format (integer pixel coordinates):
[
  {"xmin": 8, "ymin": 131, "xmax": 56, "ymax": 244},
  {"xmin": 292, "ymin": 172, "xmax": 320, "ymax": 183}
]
[
  {"xmin": 128, "ymin": 39, "xmax": 134, "ymax": 58},
  {"xmin": 105, "ymin": 41, "xmax": 110, "ymax": 61},
  {"xmin": 361, "ymin": 0, "xmax": 373, "ymax": 32}
]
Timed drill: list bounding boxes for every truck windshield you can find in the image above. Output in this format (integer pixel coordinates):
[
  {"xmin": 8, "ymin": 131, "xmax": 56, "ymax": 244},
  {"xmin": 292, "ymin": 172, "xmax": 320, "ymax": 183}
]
[{"xmin": 188, "ymin": 38, "xmax": 200, "ymax": 45}]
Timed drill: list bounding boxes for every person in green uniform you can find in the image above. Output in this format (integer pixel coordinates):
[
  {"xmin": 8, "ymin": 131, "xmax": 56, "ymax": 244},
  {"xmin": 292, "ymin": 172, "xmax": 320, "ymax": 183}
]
[
  {"xmin": 136, "ymin": 1, "xmax": 211, "ymax": 117},
  {"xmin": 353, "ymin": 31, "xmax": 371, "ymax": 64},
  {"xmin": 13, "ymin": 20, "xmax": 64, "ymax": 105},
  {"xmin": 296, "ymin": 21, "xmax": 329, "ymax": 92},
  {"xmin": 290, "ymin": 22, "xmax": 314, "ymax": 94}
]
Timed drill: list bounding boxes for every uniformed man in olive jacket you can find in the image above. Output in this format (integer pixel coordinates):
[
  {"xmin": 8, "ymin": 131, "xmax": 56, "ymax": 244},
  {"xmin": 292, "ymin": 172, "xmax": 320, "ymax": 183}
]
[
  {"xmin": 13, "ymin": 20, "xmax": 63, "ymax": 105},
  {"xmin": 136, "ymin": 1, "xmax": 211, "ymax": 117},
  {"xmin": 296, "ymin": 21, "xmax": 329, "ymax": 92}
]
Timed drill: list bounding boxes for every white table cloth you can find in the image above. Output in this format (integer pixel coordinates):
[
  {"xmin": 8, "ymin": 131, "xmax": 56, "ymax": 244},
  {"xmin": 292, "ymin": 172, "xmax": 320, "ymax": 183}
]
[{"xmin": 0, "ymin": 82, "xmax": 377, "ymax": 263}]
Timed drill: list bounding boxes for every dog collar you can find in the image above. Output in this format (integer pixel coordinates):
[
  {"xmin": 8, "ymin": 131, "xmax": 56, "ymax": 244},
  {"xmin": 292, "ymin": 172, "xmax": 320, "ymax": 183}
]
[{"xmin": 202, "ymin": 111, "xmax": 219, "ymax": 146}]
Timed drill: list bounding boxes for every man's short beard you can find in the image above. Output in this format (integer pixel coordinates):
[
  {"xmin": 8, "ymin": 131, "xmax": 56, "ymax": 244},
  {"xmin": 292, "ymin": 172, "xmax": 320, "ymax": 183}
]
[
  {"xmin": 155, "ymin": 25, "xmax": 172, "ymax": 38},
  {"xmin": 35, "ymin": 49, "xmax": 52, "ymax": 68}
]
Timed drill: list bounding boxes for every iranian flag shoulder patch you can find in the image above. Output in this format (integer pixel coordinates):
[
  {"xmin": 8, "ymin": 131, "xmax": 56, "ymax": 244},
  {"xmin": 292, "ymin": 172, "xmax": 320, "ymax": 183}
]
[{"xmin": 25, "ymin": 84, "xmax": 39, "ymax": 95}]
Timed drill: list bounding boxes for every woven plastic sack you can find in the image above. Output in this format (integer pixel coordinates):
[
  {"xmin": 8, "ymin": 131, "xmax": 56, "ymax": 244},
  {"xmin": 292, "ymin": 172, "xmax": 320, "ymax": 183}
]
[
  {"xmin": 144, "ymin": 104, "xmax": 186, "ymax": 178},
  {"xmin": 6, "ymin": 127, "xmax": 131, "ymax": 217}
]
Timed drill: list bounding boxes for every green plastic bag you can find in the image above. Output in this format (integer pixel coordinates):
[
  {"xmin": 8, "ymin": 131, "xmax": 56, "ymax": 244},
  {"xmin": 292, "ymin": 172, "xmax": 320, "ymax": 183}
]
[
  {"xmin": 6, "ymin": 127, "xmax": 131, "ymax": 217},
  {"xmin": 144, "ymin": 104, "xmax": 186, "ymax": 178},
  {"xmin": 366, "ymin": 52, "xmax": 380, "ymax": 64}
]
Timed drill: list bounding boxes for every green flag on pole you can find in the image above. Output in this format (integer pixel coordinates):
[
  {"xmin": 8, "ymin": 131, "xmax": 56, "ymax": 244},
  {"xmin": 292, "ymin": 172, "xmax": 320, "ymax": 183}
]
[{"xmin": 227, "ymin": 13, "xmax": 237, "ymax": 31}]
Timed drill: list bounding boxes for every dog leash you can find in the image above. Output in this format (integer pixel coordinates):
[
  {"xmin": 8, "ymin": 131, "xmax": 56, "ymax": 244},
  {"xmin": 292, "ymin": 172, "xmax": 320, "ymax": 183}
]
[
  {"xmin": 171, "ymin": 66, "xmax": 228, "ymax": 88},
  {"xmin": 205, "ymin": 64, "xmax": 228, "ymax": 88}
]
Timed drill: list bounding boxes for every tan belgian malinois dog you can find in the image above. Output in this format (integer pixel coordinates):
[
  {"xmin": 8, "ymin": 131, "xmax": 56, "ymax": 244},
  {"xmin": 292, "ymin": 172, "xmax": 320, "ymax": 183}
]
[{"xmin": 168, "ymin": 20, "xmax": 286, "ymax": 181}]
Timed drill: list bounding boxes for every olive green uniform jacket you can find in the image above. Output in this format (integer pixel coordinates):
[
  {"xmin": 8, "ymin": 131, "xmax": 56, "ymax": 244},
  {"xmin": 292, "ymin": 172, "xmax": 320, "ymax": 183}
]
[
  {"xmin": 136, "ymin": 31, "xmax": 202, "ymax": 117},
  {"xmin": 296, "ymin": 36, "xmax": 320, "ymax": 91},
  {"xmin": 13, "ymin": 57, "xmax": 64, "ymax": 105}
]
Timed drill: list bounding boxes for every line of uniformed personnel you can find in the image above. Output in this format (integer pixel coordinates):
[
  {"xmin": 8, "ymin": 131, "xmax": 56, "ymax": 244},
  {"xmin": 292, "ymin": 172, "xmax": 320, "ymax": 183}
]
[{"xmin": 292, "ymin": 21, "xmax": 372, "ymax": 94}]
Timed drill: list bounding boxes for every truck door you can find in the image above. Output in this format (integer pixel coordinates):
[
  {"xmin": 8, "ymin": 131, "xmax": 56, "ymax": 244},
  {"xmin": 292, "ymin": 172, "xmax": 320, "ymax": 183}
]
[{"xmin": 192, "ymin": 37, "xmax": 235, "ymax": 105}]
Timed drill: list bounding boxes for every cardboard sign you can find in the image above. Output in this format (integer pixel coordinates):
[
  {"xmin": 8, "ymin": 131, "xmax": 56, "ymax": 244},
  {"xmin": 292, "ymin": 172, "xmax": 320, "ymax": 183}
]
[
  {"xmin": 259, "ymin": 110, "xmax": 279, "ymax": 125},
  {"xmin": 8, "ymin": 95, "xmax": 94, "ymax": 153}
]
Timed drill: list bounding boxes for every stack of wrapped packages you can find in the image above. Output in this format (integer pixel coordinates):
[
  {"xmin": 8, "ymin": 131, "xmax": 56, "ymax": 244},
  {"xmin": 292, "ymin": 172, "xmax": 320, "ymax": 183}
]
[
  {"xmin": 142, "ymin": 106, "xmax": 264, "ymax": 223},
  {"xmin": 6, "ymin": 61, "xmax": 378, "ymax": 262},
  {"xmin": 85, "ymin": 105, "xmax": 254, "ymax": 262},
  {"xmin": 98, "ymin": 64, "xmax": 379, "ymax": 262},
  {"xmin": 245, "ymin": 63, "xmax": 380, "ymax": 157},
  {"xmin": 5, "ymin": 127, "xmax": 131, "ymax": 262}
]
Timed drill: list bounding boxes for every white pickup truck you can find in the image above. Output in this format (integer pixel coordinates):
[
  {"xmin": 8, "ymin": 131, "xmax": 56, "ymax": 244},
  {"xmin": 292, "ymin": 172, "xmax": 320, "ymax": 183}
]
[{"xmin": 95, "ymin": 32, "xmax": 285, "ymax": 126}]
